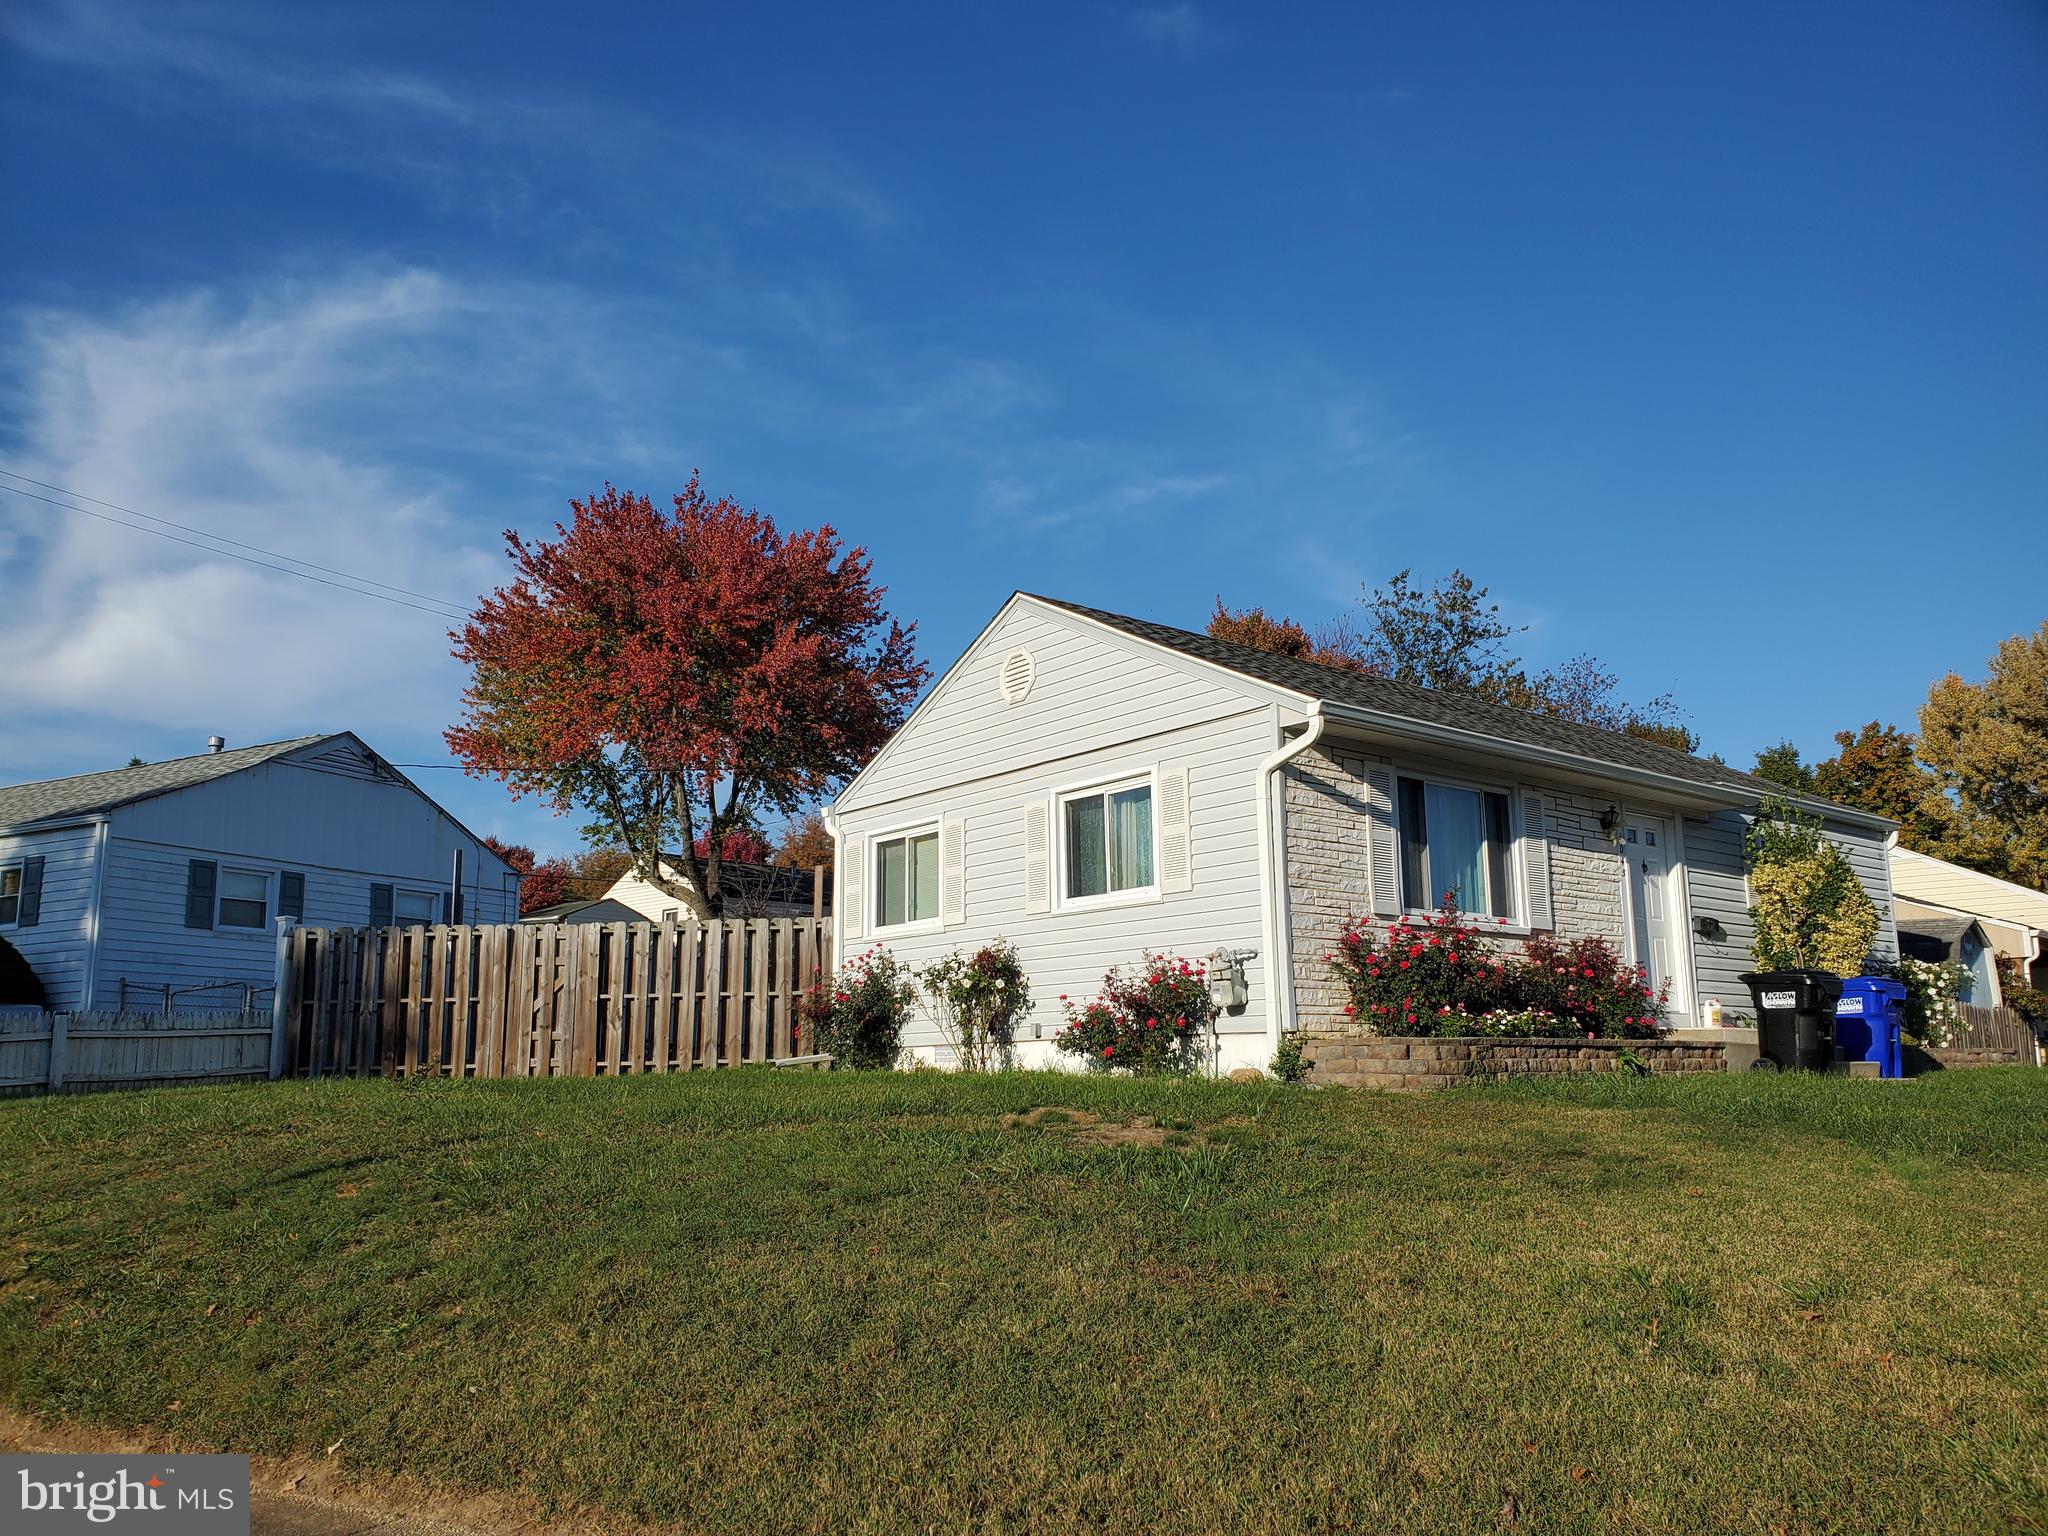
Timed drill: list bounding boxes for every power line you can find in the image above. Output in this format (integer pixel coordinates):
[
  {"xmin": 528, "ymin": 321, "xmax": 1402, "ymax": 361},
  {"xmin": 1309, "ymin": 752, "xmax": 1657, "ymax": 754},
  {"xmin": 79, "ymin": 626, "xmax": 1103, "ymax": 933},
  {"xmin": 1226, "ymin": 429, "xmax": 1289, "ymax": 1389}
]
[{"xmin": 0, "ymin": 470, "xmax": 476, "ymax": 621}]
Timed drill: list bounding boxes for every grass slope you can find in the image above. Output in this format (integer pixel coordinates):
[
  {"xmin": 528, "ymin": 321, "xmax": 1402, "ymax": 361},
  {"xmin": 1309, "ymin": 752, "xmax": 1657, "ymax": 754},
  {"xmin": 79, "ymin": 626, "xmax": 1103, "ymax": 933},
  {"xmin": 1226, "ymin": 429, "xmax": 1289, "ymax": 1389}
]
[{"xmin": 3, "ymin": 1070, "xmax": 2046, "ymax": 1535}]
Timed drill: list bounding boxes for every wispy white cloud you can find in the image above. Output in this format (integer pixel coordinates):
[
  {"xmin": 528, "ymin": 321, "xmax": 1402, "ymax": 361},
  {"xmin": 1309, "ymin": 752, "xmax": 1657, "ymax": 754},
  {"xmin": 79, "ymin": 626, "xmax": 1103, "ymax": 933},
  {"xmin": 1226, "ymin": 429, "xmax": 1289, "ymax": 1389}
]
[{"xmin": 1129, "ymin": 3, "xmax": 1225, "ymax": 56}]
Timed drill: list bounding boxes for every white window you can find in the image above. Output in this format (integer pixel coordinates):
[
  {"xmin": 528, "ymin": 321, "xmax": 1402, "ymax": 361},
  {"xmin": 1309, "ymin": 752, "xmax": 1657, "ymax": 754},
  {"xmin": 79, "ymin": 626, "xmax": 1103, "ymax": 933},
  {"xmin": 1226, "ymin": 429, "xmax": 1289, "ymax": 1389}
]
[
  {"xmin": 394, "ymin": 889, "xmax": 439, "ymax": 924},
  {"xmin": 1059, "ymin": 776, "xmax": 1156, "ymax": 906},
  {"xmin": 217, "ymin": 868, "xmax": 270, "ymax": 929},
  {"xmin": 1396, "ymin": 775, "xmax": 1517, "ymax": 919},
  {"xmin": 0, "ymin": 865, "xmax": 20, "ymax": 928},
  {"xmin": 661, "ymin": 907, "xmax": 680, "ymax": 924},
  {"xmin": 872, "ymin": 826, "xmax": 940, "ymax": 930}
]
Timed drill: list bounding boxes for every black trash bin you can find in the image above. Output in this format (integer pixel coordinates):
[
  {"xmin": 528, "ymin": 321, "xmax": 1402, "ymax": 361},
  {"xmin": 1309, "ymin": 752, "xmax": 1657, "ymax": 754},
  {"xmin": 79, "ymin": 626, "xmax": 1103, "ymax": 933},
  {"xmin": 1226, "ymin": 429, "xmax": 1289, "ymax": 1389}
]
[{"xmin": 1740, "ymin": 970, "xmax": 1843, "ymax": 1071}]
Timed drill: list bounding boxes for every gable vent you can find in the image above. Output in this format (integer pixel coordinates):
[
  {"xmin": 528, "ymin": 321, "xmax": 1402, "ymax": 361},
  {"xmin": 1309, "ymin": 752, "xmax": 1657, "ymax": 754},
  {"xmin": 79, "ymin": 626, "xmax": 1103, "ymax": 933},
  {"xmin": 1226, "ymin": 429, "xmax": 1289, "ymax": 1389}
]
[{"xmin": 998, "ymin": 648, "xmax": 1037, "ymax": 705}]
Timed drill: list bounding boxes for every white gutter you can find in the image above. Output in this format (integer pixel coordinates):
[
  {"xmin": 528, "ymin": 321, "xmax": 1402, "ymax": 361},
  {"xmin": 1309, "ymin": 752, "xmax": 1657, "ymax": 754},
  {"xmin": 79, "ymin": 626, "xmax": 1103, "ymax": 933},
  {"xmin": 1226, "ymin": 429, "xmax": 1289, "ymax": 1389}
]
[
  {"xmin": 1255, "ymin": 704, "xmax": 1326, "ymax": 1061},
  {"xmin": 820, "ymin": 805, "xmax": 843, "ymax": 974}
]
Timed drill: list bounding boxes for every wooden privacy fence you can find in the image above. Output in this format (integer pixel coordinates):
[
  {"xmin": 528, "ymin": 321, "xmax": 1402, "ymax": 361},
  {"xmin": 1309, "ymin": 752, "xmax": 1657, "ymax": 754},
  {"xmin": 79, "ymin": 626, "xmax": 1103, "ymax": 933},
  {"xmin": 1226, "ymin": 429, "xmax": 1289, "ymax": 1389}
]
[
  {"xmin": 1951, "ymin": 1003, "xmax": 2042, "ymax": 1063},
  {"xmin": 0, "ymin": 1010, "xmax": 272, "ymax": 1093},
  {"xmin": 276, "ymin": 919, "xmax": 830, "ymax": 1078}
]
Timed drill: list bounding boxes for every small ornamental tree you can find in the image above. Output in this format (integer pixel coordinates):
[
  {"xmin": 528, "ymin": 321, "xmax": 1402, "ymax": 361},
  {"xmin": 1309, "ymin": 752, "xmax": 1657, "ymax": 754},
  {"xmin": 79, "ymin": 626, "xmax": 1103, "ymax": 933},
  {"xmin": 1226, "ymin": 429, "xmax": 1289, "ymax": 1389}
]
[
  {"xmin": 448, "ymin": 478, "xmax": 927, "ymax": 919},
  {"xmin": 1054, "ymin": 953, "xmax": 1215, "ymax": 1074},
  {"xmin": 922, "ymin": 940, "xmax": 1033, "ymax": 1072},
  {"xmin": 1745, "ymin": 794, "xmax": 1879, "ymax": 976},
  {"xmin": 799, "ymin": 947, "xmax": 916, "ymax": 1069}
]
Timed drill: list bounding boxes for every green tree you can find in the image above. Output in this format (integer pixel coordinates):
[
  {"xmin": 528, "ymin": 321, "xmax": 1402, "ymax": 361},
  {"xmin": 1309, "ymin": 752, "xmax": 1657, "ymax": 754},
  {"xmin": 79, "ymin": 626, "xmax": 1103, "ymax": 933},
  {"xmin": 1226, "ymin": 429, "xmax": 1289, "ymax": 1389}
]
[
  {"xmin": 1810, "ymin": 721, "xmax": 1967, "ymax": 860},
  {"xmin": 1752, "ymin": 741, "xmax": 1815, "ymax": 793},
  {"xmin": 1917, "ymin": 622, "xmax": 2048, "ymax": 887}
]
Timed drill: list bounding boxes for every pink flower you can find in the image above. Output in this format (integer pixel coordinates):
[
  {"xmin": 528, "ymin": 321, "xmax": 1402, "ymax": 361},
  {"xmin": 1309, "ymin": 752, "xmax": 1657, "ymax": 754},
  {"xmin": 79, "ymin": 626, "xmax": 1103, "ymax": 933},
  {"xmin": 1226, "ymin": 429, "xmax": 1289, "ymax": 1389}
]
[
  {"xmin": 1343, "ymin": 1004, "xmax": 1356, "ymax": 1016},
  {"xmin": 1102, "ymin": 1045, "xmax": 1114, "ymax": 1058},
  {"xmin": 1399, "ymin": 961, "xmax": 1411, "ymax": 970},
  {"xmin": 1406, "ymin": 1013, "xmax": 1416, "ymax": 1025}
]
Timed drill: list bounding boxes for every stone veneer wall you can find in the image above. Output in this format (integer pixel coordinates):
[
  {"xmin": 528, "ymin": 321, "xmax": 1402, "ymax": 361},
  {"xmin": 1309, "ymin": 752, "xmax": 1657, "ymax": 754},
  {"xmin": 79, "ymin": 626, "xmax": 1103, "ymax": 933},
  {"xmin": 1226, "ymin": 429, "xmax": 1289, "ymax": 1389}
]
[
  {"xmin": 1283, "ymin": 745, "xmax": 1634, "ymax": 1031},
  {"xmin": 1927, "ymin": 1045, "xmax": 2026, "ymax": 1070},
  {"xmin": 1300, "ymin": 1032, "xmax": 1725, "ymax": 1091}
]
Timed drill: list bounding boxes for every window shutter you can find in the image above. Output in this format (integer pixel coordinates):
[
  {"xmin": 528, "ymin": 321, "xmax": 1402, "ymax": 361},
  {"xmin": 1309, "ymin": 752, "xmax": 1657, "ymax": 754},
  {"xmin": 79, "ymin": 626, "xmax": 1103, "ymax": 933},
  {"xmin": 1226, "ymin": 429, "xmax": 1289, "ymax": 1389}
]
[
  {"xmin": 1023, "ymin": 801, "xmax": 1051, "ymax": 914},
  {"xmin": 840, "ymin": 844, "xmax": 864, "ymax": 941},
  {"xmin": 1519, "ymin": 786, "xmax": 1554, "ymax": 931},
  {"xmin": 184, "ymin": 859, "xmax": 217, "ymax": 929},
  {"xmin": 1158, "ymin": 766, "xmax": 1193, "ymax": 893},
  {"xmin": 278, "ymin": 871, "xmax": 305, "ymax": 922},
  {"xmin": 1362, "ymin": 759, "xmax": 1401, "ymax": 916},
  {"xmin": 941, "ymin": 818, "xmax": 967, "ymax": 926},
  {"xmin": 368, "ymin": 882, "xmax": 394, "ymax": 928},
  {"xmin": 17, "ymin": 856, "xmax": 44, "ymax": 928}
]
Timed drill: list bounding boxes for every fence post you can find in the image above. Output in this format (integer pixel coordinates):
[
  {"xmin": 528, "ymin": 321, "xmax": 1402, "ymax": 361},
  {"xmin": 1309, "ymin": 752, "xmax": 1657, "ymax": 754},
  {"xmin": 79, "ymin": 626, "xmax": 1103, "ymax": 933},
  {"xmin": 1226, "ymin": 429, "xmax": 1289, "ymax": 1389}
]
[
  {"xmin": 270, "ymin": 921, "xmax": 294, "ymax": 1079},
  {"xmin": 46, "ymin": 1011, "xmax": 67, "ymax": 1091}
]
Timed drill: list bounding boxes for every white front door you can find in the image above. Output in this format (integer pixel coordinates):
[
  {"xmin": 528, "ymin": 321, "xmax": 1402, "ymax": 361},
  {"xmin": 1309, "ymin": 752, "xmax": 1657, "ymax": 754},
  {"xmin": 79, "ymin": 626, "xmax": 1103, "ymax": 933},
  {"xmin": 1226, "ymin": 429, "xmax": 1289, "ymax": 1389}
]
[{"xmin": 1623, "ymin": 815, "xmax": 1688, "ymax": 1023}]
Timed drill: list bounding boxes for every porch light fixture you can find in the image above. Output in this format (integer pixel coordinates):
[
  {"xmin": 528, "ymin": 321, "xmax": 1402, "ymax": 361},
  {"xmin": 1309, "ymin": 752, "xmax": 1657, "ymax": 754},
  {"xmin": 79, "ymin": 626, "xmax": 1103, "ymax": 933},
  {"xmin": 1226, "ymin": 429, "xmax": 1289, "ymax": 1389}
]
[{"xmin": 1598, "ymin": 804, "xmax": 1623, "ymax": 842}]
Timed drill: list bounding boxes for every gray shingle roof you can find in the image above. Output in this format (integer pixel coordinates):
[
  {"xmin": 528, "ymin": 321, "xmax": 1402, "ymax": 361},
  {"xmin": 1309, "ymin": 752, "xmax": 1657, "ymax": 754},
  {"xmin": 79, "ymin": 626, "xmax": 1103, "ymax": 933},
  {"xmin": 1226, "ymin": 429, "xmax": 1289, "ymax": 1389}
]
[
  {"xmin": 0, "ymin": 736, "xmax": 331, "ymax": 831},
  {"xmin": 1027, "ymin": 594, "xmax": 1787, "ymax": 801},
  {"xmin": 1898, "ymin": 913, "xmax": 1981, "ymax": 964}
]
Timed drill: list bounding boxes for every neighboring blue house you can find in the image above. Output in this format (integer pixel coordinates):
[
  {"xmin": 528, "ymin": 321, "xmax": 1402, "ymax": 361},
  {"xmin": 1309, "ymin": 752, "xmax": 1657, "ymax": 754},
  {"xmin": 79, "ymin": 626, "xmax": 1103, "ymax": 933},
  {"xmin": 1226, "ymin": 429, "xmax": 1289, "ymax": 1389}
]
[{"xmin": 0, "ymin": 734, "xmax": 522, "ymax": 1010}]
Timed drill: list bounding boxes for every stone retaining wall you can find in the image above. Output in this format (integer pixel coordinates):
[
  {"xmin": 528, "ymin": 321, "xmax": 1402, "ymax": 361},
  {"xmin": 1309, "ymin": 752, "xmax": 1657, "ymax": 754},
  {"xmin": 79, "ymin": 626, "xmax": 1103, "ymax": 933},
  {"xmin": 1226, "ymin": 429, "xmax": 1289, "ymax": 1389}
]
[
  {"xmin": 1927, "ymin": 1045, "xmax": 2025, "ymax": 1070},
  {"xmin": 1300, "ymin": 1032, "xmax": 1726, "ymax": 1091}
]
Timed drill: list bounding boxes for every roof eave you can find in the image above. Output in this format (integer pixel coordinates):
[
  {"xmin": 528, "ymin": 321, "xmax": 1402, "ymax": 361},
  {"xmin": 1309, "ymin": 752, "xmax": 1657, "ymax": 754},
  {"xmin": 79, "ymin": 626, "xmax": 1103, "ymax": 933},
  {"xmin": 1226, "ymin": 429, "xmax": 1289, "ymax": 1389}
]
[{"xmin": 1317, "ymin": 700, "xmax": 1899, "ymax": 830}]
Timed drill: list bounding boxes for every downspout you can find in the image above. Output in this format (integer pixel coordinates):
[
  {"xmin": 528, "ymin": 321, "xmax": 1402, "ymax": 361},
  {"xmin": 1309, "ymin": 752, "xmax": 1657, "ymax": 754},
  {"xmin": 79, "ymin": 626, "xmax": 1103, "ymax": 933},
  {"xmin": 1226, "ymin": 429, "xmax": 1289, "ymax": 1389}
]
[
  {"xmin": 79, "ymin": 817, "xmax": 111, "ymax": 1012},
  {"xmin": 821, "ymin": 806, "xmax": 843, "ymax": 974},
  {"xmin": 1255, "ymin": 704, "xmax": 1326, "ymax": 1065}
]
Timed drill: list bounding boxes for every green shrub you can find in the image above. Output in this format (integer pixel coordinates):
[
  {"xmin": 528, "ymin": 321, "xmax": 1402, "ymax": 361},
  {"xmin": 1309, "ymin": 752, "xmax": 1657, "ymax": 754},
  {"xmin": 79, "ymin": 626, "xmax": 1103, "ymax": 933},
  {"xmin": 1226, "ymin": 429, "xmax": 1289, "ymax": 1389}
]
[
  {"xmin": 1055, "ymin": 953, "xmax": 1215, "ymax": 1075},
  {"xmin": 921, "ymin": 940, "xmax": 1033, "ymax": 1072},
  {"xmin": 1744, "ymin": 794, "xmax": 1879, "ymax": 975},
  {"xmin": 799, "ymin": 946, "xmax": 916, "ymax": 1069},
  {"xmin": 1269, "ymin": 1033, "xmax": 1308, "ymax": 1083}
]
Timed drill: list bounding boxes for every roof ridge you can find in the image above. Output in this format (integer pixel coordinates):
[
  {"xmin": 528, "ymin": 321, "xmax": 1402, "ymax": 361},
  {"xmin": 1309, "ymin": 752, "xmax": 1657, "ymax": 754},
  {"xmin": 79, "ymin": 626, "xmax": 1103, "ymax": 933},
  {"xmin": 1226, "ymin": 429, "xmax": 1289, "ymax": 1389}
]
[
  {"xmin": 1020, "ymin": 593, "xmax": 1879, "ymax": 814},
  {"xmin": 0, "ymin": 733, "xmax": 330, "ymax": 796}
]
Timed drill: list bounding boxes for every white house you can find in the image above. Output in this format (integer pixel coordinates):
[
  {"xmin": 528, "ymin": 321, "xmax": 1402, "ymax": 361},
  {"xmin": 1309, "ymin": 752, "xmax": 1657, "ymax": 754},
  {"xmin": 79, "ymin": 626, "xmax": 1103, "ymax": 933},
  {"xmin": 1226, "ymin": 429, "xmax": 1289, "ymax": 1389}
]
[
  {"xmin": 825, "ymin": 593, "xmax": 1901, "ymax": 1072},
  {"xmin": 0, "ymin": 734, "xmax": 522, "ymax": 1011},
  {"xmin": 1889, "ymin": 845, "xmax": 2048, "ymax": 1000}
]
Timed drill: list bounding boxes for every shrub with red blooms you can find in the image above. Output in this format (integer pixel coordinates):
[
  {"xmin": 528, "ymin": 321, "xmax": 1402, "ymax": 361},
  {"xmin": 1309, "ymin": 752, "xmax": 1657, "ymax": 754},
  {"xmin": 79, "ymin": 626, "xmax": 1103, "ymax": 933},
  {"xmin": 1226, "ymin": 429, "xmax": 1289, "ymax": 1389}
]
[
  {"xmin": 798, "ymin": 946, "xmax": 915, "ymax": 1069},
  {"xmin": 1054, "ymin": 953, "xmax": 1216, "ymax": 1075},
  {"xmin": 1518, "ymin": 931, "xmax": 1666, "ymax": 1039},
  {"xmin": 1326, "ymin": 896, "xmax": 1665, "ymax": 1039}
]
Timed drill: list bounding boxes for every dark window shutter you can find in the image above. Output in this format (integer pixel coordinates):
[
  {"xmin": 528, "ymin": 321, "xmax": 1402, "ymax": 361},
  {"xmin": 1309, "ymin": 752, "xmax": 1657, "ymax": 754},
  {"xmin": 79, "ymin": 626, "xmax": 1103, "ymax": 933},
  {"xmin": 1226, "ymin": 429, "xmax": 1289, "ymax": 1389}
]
[
  {"xmin": 278, "ymin": 871, "xmax": 306, "ymax": 922},
  {"xmin": 368, "ymin": 882, "xmax": 393, "ymax": 927},
  {"xmin": 184, "ymin": 860, "xmax": 217, "ymax": 929},
  {"xmin": 17, "ymin": 856, "xmax": 44, "ymax": 927}
]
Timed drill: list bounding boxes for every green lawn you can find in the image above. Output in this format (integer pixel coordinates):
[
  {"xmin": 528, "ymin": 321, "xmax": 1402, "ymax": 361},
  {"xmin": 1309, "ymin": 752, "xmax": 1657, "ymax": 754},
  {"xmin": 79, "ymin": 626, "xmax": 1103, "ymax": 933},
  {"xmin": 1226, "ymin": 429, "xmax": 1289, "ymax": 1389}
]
[{"xmin": 4, "ymin": 1069, "xmax": 2046, "ymax": 1535}]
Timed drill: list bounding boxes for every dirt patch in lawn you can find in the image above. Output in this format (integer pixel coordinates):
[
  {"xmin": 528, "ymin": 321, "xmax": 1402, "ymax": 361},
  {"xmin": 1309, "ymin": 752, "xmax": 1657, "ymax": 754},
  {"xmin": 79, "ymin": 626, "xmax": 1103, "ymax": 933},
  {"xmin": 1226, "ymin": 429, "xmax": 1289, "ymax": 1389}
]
[
  {"xmin": 1001, "ymin": 1107, "xmax": 1251, "ymax": 1149},
  {"xmin": 0, "ymin": 1408, "xmax": 664, "ymax": 1536}
]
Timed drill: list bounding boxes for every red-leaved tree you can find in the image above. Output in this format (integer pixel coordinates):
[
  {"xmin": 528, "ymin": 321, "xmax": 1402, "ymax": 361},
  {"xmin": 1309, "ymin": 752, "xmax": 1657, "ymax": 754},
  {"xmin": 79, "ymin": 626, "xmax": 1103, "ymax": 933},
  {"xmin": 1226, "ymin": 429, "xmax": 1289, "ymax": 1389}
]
[{"xmin": 448, "ymin": 478, "xmax": 926, "ymax": 917}]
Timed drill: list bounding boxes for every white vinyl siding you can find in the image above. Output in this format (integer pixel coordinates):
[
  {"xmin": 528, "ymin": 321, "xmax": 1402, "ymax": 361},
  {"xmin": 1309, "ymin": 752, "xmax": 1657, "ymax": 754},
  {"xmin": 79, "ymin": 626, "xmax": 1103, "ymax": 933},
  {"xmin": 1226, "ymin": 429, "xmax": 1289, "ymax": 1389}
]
[
  {"xmin": 1683, "ymin": 808, "xmax": 1898, "ymax": 1012},
  {"xmin": 0, "ymin": 824, "xmax": 99, "ymax": 1008},
  {"xmin": 836, "ymin": 601, "xmax": 1304, "ymax": 816},
  {"xmin": 835, "ymin": 706, "xmax": 1279, "ymax": 1051}
]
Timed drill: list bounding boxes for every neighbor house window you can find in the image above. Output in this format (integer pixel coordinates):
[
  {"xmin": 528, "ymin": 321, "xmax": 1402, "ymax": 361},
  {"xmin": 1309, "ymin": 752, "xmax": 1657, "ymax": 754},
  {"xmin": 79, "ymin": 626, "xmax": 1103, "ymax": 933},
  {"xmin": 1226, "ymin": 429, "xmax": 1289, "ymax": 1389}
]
[
  {"xmin": 1061, "ymin": 778, "xmax": 1155, "ymax": 903},
  {"xmin": 1397, "ymin": 776, "xmax": 1515, "ymax": 919},
  {"xmin": 0, "ymin": 865, "xmax": 19, "ymax": 928},
  {"xmin": 394, "ymin": 890, "xmax": 439, "ymax": 924},
  {"xmin": 873, "ymin": 827, "xmax": 940, "ymax": 929},
  {"xmin": 217, "ymin": 869, "xmax": 270, "ymax": 928}
]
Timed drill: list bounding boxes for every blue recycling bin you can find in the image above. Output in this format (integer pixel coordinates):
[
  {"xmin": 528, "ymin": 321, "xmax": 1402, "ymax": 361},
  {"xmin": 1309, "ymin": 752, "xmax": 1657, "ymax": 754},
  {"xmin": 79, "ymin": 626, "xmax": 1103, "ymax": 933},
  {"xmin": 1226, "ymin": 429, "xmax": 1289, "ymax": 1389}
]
[{"xmin": 1835, "ymin": 977, "xmax": 1907, "ymax": 1078}]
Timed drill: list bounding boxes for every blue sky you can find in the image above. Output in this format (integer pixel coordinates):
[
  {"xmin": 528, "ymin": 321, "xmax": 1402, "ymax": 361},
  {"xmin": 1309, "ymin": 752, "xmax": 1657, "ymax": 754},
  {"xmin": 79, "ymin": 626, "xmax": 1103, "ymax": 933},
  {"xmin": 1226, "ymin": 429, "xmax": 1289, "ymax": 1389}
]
[{"xmin": 2, "ymin": 1, "xmax": 2043, "ymax": 857}]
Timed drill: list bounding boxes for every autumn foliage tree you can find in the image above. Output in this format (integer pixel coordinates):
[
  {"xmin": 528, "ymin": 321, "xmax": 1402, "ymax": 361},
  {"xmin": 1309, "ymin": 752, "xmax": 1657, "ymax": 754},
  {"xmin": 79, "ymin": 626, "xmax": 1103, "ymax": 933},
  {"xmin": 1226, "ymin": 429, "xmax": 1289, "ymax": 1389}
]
[
  {"xmin": 448, "ymin": 478, "xmax": 927, "ymax": 918},
  {"xmin": 774, "ymin": 810, "xmax": 835, "ymax": 868}
]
